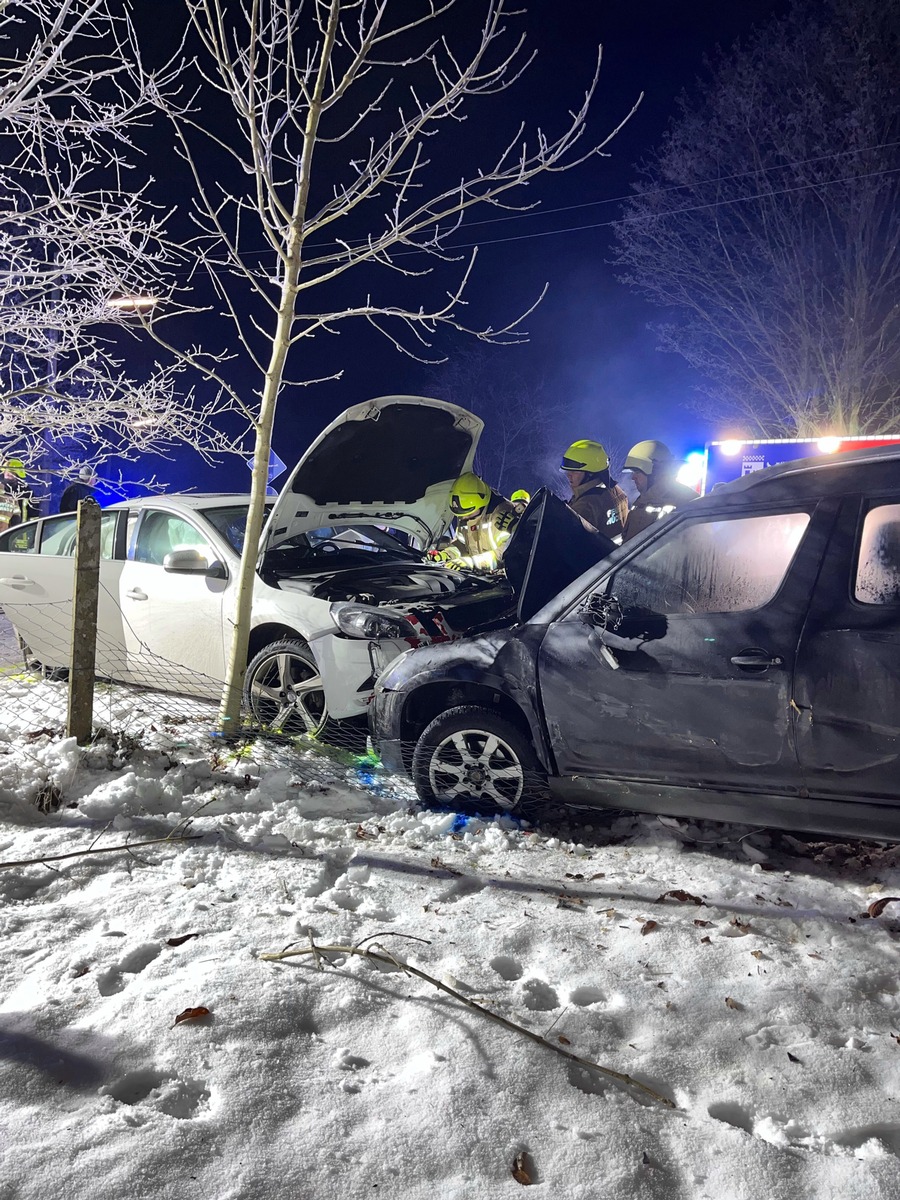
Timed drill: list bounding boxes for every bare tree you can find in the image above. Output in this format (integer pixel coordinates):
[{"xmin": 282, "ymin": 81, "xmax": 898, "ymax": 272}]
[
  {"xmin": 140, "ymin": 0, "xmax": 638, "ymax": 728},
  {"xmin": 427, "ymin": 345, "xmax": 569, "ymax": 496},
  {"xmin": 0, "ymin": 0, "xmax": 247, "ymax": 490},
  {"xmin": 613, "ymin": 0, "xmax": 900, "ymax": 438}
]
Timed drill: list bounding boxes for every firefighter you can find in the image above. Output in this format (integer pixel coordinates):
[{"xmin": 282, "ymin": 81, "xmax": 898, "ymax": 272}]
[
  {"xmin": 510, "ymin": 489, "xmax": 531, "ymax": 516},
  {"xmin": 621, "ymin": 440, "xmax": 698, "ymax": 542},
  {"xmin": 431, "ymin": 472, "xmax": 518, "ymax": 571},
  {"xmin": 1, "ymin": 460, "xmax": 31, "ymax": 528},
  {"xmin": 560, "ymin": 440, "xmax": 628, "ymax": 539}
]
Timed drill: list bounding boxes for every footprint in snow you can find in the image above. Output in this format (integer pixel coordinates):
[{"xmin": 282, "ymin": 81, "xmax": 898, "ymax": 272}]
[
  {"xmin": 96, "ymin": 942, "xmax": 161, "ymax": 997},
  {"xmin": 521, "ymin": 978, "xmax": 559, "ymax": 1011}
]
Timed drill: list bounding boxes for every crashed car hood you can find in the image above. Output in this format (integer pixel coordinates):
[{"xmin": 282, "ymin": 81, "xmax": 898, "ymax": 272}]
[{"xmin": 263, "ymin": 396, "xmax": 482, "ymax": 551}]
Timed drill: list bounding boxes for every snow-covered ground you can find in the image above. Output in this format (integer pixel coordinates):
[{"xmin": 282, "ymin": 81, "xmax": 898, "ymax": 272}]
[{"xmin": 2, "ymin": 672, "xmax": 900, "ymax": 1198}]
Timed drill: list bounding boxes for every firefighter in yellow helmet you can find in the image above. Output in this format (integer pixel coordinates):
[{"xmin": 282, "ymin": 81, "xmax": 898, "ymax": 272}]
[
  {"xmin": 621, "ymin": 440, "xmax": 698, "ymax": 542},
  {"xmin": 510, "ymin": 489, "xmax": 531, "ymax": 516},
  {"xmin": 431, "ymin": 472, "xmax": 518, "ymax": 572},
  {"xmin": 0, "ymin": 459, "xmax": 30, "ymax": 530},
  {"xmin": 560, "ymin": 440, "xmax": 628, "ymax": 539}
]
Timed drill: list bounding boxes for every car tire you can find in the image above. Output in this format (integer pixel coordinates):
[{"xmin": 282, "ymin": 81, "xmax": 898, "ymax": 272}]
[
  {"xmin": 412, "ymin": 704, "xmax": 546, "ymax": 815},
  {"xmin": 243, "ymin": 638, "xmax": 366, "ymax": 751}
]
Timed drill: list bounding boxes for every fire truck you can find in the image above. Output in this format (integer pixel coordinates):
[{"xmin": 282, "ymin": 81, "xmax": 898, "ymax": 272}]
[{"xmin": 700, "ymin": 435, "xmax": 900, "ymax": 495}]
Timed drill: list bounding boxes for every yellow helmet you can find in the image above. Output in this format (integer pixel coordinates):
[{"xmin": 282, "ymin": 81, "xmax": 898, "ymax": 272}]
[
  {"xmin": 2, "ymin": 459, "xmax": 25, "ymax": 479},
  {"xmin": 623, "ymin": 440, "xmax": 674, "ymax": 475},
  {"xmin": 511, "ymin": 489, "xmax": 530, "ymax": 503},
  {"xmin": 450, "ymin": 471, "xmax": 489, "ymax": 518},
  {"xmin": 561, "ymin": 440, "xmax": 609, "ymax": 474}
]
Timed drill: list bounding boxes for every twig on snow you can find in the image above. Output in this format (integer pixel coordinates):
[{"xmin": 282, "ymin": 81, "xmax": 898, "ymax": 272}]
[
  {"xmin": 0, "ymin": 834, "xmax": 202, "ymax": 870},
  {"xmin": 260, "ymin": 937, "xmax": 676, "ymax": 1109}
]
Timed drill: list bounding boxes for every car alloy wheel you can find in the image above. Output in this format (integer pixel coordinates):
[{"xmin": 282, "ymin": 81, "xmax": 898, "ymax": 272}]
[
  {"xmin": 244, "ymin": 638, "xmax": 327, "ymax": 736},
  {"xmin": 412, "ymin": 704, "xmax": 545, "ymax": 814}
]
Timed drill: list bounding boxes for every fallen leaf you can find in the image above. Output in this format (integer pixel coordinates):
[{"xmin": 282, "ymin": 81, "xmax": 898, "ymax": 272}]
[
  {"xmin": 166, "ymin": 933, "xmax": 201, "ymax": 947},
  {"xmin": 694, "ymin": 919, "xmax": 712, "ymax": 927},
  {"xmin": 511, "ymin": 1152, "xmax": 533, "ymax": 1186},
  {"xmin": 700, "ymin": 936, "xmax": 712, "ymax": 944},
  {"xmin": 725, "ymin": 996, "xmax": 741, "ymax": 1010},
  {"xmin": 750, "ymin": 950, "xmax": 764, "ymax": 960},
  {"xmin": 656, "ymin": 889, "xmax": 704, "ymax": 905},
  {"xmin": 729, "ymin": 918, "xmax": 752, "ymax": 934},
  {"xmin": 891, "ymin": 1033, "xmax": 900, "ymax": 1045},
  {"xmin": 864, "ymin": 897, "xmax": 900, "ymax": 919},
  {"xmin": 557, "ymin": 1035, "xmax": 571, "ymax": 1046},
  {"xmin": 808, "ymin": 952, "xmax": 823, "ymax": 960},
  {"xmin": 564, "ymin": 872, "xmax": 584, "ymax": 880},
  {"xmin": 173, "ymin": 1006, "xmax": 210, "ymax": 1027},
  {"xmin": 640, "ymin": 920, "xmax": 658, "ymax": 936},
  {"xmin": 787, "ymin": 1052, "xmax": 801, "ymax": 1063},
  {"xmin": 590, "ymin": 872, "xmax": 606, "ymax": 880},
  {"xmin": 603, "ymin": 908, "xmax": 617, "ymax": 917}
]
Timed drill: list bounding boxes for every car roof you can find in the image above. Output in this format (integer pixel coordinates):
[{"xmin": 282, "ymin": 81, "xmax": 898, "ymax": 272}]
[{"xmin": 103, "ymin": 493, "xmax": 254, "ymax": 512}]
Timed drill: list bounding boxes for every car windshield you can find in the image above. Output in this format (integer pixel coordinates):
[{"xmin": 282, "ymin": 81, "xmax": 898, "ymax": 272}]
[
  {"xmin": 262, "ymin": 524, "xmax": 422, "ymax": 573},
  {"xmin": 201, "ymin": 503, "xmax": 274, "ymax": 554}
]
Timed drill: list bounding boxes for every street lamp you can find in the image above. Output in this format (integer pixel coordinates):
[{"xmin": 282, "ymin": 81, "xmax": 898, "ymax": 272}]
[{"xmin": 105, "ymin": 294, "xmax": 158, "ymax": 314}]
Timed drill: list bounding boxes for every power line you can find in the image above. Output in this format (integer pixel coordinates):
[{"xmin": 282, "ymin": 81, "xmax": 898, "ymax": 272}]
[{"xmin": 311, "ymin": 138, "xmax": 900, "ymax": 243}]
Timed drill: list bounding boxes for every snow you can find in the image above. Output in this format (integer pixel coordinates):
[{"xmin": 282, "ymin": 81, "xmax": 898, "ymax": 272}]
[{"xmin": 2, "ymin": 676, "xmax": 900, "ymax": 1198}]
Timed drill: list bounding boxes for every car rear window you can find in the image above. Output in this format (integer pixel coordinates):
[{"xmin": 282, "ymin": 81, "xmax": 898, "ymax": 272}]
[
  {"xmin": 855, "ymin": 503, "xmax": 900, "ymax": 606},
  {"xmin": 609, "ymin": 510, "xmax": 811, "ymax": 616}
]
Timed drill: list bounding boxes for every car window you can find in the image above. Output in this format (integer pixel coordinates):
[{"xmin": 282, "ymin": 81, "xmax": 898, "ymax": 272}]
[
  {"xmin": 131, "ymin": 510, "xmax": 213, "ymax": 566},
  {"xmin": 0, "ymin": 522, "xmax": 37, "ymax": 553},
  {"xmin": 607, "ymin": 510, "xmax": 811, "ymax": 616},
  {"xmin": 34, "ymin": 513, "xmax": 119, "ymax": 559},
  {"xmin": 201, "ymin": 503, "xmax": 274, "ymax": 554},
  {"xmin": 855, "ymin": 503, "xmax": 900, "ymax": 606},
  {"xmin": 39, "ymin": 516, "xmax": 77, "ymax": 555}
]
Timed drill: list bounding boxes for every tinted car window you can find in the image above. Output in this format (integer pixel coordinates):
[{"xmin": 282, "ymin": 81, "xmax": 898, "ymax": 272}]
[
  {"xmin": 132, "ymin": 511, "xmax": 213, "ymax": 565},
  {"xmin": 608, "ymin": 511, "xmax": 811, "ymax": 616},
  {"xmin": 856, "ymin": 503, "xmax": 900, "ymax": 606},
  {"xmin": 0, "ymin": 522, "xmax": 37, "ymax": 552}
]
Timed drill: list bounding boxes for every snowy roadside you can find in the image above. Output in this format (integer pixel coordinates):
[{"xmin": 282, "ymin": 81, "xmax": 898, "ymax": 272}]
[{"xmin": 1, "ymin": 676, "xmax": 900, "ymax": 1198}]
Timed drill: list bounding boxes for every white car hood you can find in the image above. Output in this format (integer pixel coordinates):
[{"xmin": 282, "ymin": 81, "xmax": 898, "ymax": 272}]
[{"xmin": 263, "ymin": 396, "xmax": 483, "ymax": 550}]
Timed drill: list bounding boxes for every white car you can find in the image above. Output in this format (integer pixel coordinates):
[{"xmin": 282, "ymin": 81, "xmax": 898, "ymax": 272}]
[{"xmin": 0, "ymin": 397, "xmax": 515, "ymax": 742}]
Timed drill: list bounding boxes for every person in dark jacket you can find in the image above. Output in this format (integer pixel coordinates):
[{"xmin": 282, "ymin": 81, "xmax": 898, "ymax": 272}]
[
  {"xmin": 621, "ymin": 440, "xmax": 698, "ymax": 542},
  {"xmin": 560, "ymin": 439, "xmax": 629, "ymax": 540},
  {"xmin": 59, "ymin": 465, "xmax": 98, "ymax": 514}
]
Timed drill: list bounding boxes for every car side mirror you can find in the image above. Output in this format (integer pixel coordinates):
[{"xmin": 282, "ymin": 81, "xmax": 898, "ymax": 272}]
[
  {"xmin": 580, "ymin": 592, "xmax": 623, "ymax": 632},
  {"xmin": 163, "ymin": 548, "xmax": 211, "ymax": 574}
]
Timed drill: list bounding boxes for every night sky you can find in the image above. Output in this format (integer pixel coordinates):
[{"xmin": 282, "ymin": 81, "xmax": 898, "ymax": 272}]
[{"xmin": 125, "ymin": 0, "xmax": 788, "ymax": 496}]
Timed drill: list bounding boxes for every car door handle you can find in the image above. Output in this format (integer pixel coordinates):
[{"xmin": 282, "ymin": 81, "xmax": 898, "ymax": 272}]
[
  {"xmin": 126, "ymin": 588, "xmax": 148, "ymax": 601},
  {"xmin": 0, "ymin": 575, "xmax": 32, "ymax": 588},
  {"xmin": 730, "ymin": 649, "xmax": 784, "ymax": 670}
]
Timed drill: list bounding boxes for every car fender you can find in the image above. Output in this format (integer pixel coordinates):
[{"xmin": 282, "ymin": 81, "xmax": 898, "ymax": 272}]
[{"xmin": 376, "ymin": 626, "xmax": 555, "ymax": 771}]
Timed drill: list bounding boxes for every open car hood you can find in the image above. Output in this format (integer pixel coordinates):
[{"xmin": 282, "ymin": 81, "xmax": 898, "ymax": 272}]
[
  {"xmin": 263, "ymin": 396, "xmax": 482, "ymax": 551},
  {"xmin": 503, "ymin": 489, "xmax": 618, "ymax": 622}
]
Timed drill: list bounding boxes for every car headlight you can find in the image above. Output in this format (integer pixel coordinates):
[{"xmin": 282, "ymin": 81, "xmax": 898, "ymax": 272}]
[{"xmin": 330, "ymin": 602, "xmax": 417, "ymax": 640}]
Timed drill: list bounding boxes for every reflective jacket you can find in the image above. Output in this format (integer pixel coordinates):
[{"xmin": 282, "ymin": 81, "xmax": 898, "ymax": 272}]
[
  {"xmin": 568, "ymin": 478, "xmax": 629, "ymax": 540},
  {"xmin": 622, "ymin": 476, "xmax": 698, "ymax": 542},
  {"xmin": 445, "ymin": 492, "xmax": 518, "ymax": 571}
]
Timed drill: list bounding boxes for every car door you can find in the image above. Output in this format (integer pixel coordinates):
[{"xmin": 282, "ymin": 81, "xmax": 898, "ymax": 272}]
[
  {"xmin": 536, "ymin": 501, "xmax": 835, "ymax": 796},
  {"xmin": 0, "ymin": 512, "xmax": 129, "ymax": 676},
  {"xmin": 794, "ymin": 493, "xmax": 900, "ymax": 803},
  {"xmin": 120, "ymin": 508, "xmax": 229, "ymax": 696}
]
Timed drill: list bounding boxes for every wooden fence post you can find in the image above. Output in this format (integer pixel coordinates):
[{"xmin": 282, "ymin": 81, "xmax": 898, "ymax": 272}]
[{"xmin": 66, "ymin": 498, "xmax": 101, "ymax": 743}]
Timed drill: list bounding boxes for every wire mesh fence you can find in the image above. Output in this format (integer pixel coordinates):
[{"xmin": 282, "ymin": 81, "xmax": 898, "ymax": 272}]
[
  {"xmin": 0, "ymin": 598, "xmax": 425, "ymax": 808},
  {"xmin": 0, "ymin": 593, "xmax": 555, "ymax": 822}
]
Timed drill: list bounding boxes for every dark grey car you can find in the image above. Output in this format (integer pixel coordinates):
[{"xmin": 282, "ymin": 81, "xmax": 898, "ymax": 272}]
[{"xmin": 369, "ymin": 446, "xmax": 900, "ymax": 840}]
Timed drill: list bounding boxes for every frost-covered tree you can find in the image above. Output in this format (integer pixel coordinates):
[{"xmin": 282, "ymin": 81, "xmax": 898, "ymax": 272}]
[
  {"xmin": 613, "ymin": 0, "xmax": 900, "ymax": 437},
  {"xmin": 141, "ymin": 0, "xmax": 637, "ymax": 728},
  {"xmin": 0, "ymin": 0, "xmax": 246, "ymax": 487}
]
